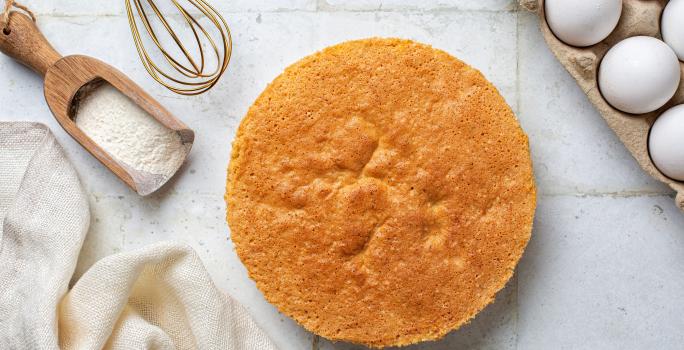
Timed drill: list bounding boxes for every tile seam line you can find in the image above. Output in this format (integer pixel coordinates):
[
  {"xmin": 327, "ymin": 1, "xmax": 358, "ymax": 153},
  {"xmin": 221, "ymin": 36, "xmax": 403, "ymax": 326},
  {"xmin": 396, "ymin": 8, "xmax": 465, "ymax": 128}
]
[
  {"xmin": 514, "ymin": 6, "xmax": 521, "ymax": 350},
  {"xmin": 29, "ymin": 9, "xmax": 517, "ymax": 18},
  {"xmin": 540, "ymin": 192, "xmax": 673, "ymax": 198}
]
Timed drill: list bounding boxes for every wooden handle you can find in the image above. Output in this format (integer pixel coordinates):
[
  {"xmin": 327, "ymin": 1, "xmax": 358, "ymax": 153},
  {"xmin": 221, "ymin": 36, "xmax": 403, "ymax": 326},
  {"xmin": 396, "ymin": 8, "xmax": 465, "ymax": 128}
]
[{"xmin": 0, "ymin": 12, "xmax": 61, "ymax": 76}]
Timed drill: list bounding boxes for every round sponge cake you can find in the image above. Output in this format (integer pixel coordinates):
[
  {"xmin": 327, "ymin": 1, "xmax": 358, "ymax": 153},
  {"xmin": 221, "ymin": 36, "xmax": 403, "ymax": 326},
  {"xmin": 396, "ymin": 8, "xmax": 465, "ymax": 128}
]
[{"xmin": 226, "ymin": 38, "xmax": 536, "ymax": 347}]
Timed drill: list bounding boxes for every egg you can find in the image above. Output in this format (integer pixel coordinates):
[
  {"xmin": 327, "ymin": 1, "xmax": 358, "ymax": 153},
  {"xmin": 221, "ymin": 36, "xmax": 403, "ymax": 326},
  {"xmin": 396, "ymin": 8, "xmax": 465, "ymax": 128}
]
[
  {"xmin": 649, "ymin": 105, "xmax": 684, "ymax": 181},
  {"xmin": 545, "ymin": 0, "xmax": 622, "ymax": 47},
  {"xmin": 662, "ymin": 0, "xmax": 684, "ymax": 61},
  {"xmin": 598, "ymin": 36, "xmax": 680, "ymax": 114}
]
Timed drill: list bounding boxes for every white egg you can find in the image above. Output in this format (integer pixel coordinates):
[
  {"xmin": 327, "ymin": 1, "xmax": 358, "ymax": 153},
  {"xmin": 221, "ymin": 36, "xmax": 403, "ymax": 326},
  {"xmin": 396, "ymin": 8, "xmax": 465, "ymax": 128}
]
[
  {"xmin": 649, "ymin": 104, "xmax": 684, "ymax": 181},
  {"xmin": 662, "ymin": 0, "xmax": 684, "ymax": 61},
  {"xmin": 545, "ymin": 0, "xmax": 622, "ymax": 47},
  {"xmin": 598, "ymin": 36, "xmax": 680, "ymax": 114}
]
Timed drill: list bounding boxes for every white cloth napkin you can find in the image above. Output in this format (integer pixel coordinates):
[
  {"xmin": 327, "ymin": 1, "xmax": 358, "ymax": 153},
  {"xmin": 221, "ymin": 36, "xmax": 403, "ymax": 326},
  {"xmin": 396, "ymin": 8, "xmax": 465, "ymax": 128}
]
[{"xmin": 0, "ymin": 122, "xmax": 277, "ymax": 350}]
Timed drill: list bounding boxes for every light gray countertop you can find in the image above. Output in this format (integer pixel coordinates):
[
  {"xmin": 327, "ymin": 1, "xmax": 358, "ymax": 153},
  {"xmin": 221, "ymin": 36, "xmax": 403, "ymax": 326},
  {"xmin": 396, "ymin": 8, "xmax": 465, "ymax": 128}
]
[{"xmin": 1, "ymin": 1, "xmax": 682, "ymax": 349}]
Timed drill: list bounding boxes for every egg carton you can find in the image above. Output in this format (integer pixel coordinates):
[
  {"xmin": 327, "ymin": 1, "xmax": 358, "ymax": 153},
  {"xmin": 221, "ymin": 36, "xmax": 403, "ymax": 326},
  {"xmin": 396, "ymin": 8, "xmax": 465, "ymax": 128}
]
[{"xmin": 520, "ymin": 0, "xmax": 684, "ymax": 212}]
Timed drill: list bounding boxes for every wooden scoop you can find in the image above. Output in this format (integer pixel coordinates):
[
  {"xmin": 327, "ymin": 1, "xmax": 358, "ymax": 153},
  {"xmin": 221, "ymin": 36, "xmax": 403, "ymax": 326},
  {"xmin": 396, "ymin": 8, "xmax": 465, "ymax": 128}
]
[{"xmin": 0, "ymin": 12, "xmax": 194, "ymax": 196}]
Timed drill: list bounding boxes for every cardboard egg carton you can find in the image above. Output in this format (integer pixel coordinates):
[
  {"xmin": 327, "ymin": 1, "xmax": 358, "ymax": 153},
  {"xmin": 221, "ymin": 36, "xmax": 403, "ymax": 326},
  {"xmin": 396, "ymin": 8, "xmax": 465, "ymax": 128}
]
[{"xmin": 520, "ymin": 0, "xmax": 684, "ymax": 211}]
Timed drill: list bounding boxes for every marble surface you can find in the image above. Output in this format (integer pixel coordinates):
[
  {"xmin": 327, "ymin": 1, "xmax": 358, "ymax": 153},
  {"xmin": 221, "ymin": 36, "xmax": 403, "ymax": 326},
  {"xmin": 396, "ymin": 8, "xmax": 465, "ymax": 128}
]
[{"xmin": 1, "ymin": 1, "xmax": 682, "ymax": 349}]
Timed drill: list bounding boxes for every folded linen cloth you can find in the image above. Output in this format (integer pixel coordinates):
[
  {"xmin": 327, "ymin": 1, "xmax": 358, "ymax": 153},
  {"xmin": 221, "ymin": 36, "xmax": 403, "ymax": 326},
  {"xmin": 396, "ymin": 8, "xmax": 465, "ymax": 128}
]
[{"xmin": 0, "ymin": 122, "xmax": 277, "ymax": 350}]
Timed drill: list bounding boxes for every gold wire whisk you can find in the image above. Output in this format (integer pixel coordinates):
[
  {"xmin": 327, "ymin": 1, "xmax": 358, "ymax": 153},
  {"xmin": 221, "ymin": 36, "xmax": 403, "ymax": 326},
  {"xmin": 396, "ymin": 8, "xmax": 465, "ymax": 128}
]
[{"xmin": 125, "ymin": 0, "xmax": 232, "ymax": 95}]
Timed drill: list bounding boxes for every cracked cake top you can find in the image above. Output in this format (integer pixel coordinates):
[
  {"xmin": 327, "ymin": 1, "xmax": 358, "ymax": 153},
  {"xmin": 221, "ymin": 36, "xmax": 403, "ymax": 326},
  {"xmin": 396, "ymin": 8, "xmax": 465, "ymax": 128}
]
[{"xmin": 225, "ymin": 38, "xmax": 536, "ymax": 348}]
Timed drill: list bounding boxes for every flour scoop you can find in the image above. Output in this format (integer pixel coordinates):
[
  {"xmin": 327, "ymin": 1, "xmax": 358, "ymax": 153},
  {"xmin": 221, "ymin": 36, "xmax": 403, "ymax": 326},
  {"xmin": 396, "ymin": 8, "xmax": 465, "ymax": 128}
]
[{"xmin": 0, "ymin": 12, "xmax": 194, "ymax": 195}]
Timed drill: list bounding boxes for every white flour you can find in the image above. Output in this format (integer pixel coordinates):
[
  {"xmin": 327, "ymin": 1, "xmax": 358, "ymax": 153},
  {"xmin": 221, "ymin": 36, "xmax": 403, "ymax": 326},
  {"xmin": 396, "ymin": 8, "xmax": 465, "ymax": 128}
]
[{"xmin": 74, "ymin": 84, "xmax": 185, "ymax": 176}]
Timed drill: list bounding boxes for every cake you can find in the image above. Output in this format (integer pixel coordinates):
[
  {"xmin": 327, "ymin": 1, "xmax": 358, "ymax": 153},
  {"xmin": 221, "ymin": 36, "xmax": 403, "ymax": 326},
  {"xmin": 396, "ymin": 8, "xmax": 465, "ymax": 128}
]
[{"xmin": 226, "ymin": 38, "xmax": 536, "ymax": 348}]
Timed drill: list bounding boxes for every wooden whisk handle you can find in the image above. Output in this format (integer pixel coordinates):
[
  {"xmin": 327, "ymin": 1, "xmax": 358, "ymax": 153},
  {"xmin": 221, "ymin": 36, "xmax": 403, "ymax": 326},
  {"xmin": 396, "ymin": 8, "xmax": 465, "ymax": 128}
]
[{"xmin": 0, "ymin": 12, "xmax": 61, "ymax": 76}]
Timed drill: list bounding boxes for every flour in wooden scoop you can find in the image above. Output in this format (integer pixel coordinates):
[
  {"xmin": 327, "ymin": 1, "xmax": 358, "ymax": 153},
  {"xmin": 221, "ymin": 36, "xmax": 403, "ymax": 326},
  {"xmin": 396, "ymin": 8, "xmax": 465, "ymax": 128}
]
[{"xmin": 74, "ymin": 84, "xmax": 185, "ymax": 176}]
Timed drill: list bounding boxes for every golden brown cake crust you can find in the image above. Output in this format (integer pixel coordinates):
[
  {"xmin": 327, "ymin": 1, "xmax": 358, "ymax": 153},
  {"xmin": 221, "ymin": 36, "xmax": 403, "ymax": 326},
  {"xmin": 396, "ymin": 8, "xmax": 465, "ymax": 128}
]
[{"xmin": 226, "ymin": 38, "xmax": 536, "ymax": 348}]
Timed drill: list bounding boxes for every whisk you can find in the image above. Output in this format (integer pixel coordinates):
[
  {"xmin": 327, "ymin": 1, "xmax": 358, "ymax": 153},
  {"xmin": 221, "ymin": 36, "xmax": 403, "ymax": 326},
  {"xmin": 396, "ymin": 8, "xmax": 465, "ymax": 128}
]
[{"xmin": 125, "ymin": 0, "xmax": 232, "ymax": 95}]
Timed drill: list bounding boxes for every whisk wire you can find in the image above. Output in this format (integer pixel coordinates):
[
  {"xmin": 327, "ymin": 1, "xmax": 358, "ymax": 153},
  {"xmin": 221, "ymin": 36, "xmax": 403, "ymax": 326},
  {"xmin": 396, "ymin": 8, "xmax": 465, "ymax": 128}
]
[
  {"xmin": 136, "ymin": 0, "xmax": 223, "ymax": 89},
  {"xmin": 146, "ymin": 0, "xmax": 203, "ymax": 75},
  {"xmin": 133, "ymin": 0, "xmax": 207, "ymax": 81},
  {"xmin": 125, "ymin": 0, "xmax": 231, "ymax": 95}
]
